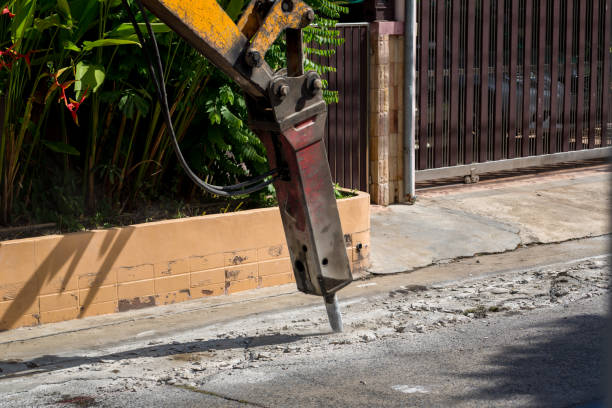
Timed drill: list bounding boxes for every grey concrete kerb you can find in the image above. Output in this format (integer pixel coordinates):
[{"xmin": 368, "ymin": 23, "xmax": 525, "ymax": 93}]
[{"xmin": 368, "ymin": 167, "xmax": 610, "ymax": 275}]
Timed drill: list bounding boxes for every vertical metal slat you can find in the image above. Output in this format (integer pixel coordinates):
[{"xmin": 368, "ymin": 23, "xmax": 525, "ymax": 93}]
[
  {"xmin": 480, "ymin": 0, "xmax": 491, "ymax": 162},
  {"xmin": 419, "ymin": 0, "xmax": 430, "ymax": 169},
  {"xmin": 360, "ymin": 26, "xmax": 369, "ymax": 189},
  {"xmin": 508, "ymin": 0, "xmax": 519, "ymax": 158},
  {"xmin": 576, "ymin": 2, "xmax": 587, "ymax": 150},
  {"xmin": 522, "ymin": 0, "xmax": 533, "ymax": 156},
  {"xmin": 465, "ymin": 0, "xmax": 476, "ymax": 164},
  {"xmin": 549, "ymin": 0, "xmax": 560, "ymax": 153},
  {"xmin": 588, "ymin": 0, "xmax": 600, "ymax": 148},
  {"xmin": 535, "ymin": 1, "xmax": 546, "ymax": 155},
  {"xmin": 562, "ymin": 0, "xmax": 574, "ymax": 152},
  {"xmin": 450, "ymin": 0, "xmax": 461, "ymax": 166},
  {"xmin": 494, "ymin": 0, "xmax": 504, "ymax": 160},
  {"xmin": 434, "ymin": 0, "xmax": 445, "ymax": 167}
]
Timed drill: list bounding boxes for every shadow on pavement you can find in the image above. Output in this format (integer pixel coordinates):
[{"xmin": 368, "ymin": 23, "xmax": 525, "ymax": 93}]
[
  {"xmin": 0, "ymin": 332, "xmax": 308, "ymax": 380},
  {"xmin": 452, "ymin": 314, "xmax": 606, "ymax": 407}
]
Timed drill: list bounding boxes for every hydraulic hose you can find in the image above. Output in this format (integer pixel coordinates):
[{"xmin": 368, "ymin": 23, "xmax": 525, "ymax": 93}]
[{"xmin": 122, "ymin": 0, "xmax": 279, "ymax": 197}]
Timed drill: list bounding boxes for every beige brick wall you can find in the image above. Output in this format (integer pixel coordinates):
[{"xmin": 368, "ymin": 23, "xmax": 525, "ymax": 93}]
[
  {"xmin": 369, "ymin": 33, "xmax": 390, "ymax": 205},
  {"xmin": 369, "ymin": 30, "xmax": 405, "ymax": 205},
  {"xmin": 0, "ymin": 193, "xmax": 370, "ymax": 331}
]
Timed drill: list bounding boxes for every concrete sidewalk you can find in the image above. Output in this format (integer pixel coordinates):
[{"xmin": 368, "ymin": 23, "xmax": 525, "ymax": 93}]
[{"xmin": 369, "ymin": 164, "xmax": 610, "ymax": 274}]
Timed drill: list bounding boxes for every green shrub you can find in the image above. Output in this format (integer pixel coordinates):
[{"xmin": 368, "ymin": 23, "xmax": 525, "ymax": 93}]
[{"xmin": 0, "ymin": 0, "xmax": 347, "ymax": 230}]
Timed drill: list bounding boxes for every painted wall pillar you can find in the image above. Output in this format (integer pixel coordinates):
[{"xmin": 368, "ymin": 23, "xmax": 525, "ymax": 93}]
[{"xmin": 369, "ymin": 22, "xmax": 404, "ymax": 205}]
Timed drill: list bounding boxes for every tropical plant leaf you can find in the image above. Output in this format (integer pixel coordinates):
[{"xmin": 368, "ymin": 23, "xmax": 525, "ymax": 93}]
[
  {"xmin": 42, "ymin": 140, "xmax": 80, "ymax": 156},
  {"xmin": 75, "ymin": 61, "xmax": 105, "ymax": 98},
  {"xmin": 81, "ymin": 39, "xmax": 141, "ymax": 52},
  {"xmin": 106, "ymin": 22, "xmax": 172, "ymax": 41},
  {"xmin": 225, "ymin": 0, "xmax": 245, "ymax": 21}
]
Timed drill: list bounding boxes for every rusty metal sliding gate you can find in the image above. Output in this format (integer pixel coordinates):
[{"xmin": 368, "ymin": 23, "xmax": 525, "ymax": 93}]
[
  {"xmin": 416, "ymin": 0, "xmax": 612, "ymax": 174},
  {"xmin": 309, "ymin": 23, "xmax": 369, "ymax": 191}
]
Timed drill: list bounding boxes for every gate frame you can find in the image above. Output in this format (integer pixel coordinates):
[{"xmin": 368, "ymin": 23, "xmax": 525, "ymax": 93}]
[{"xmin": 415, "ymin": 146, "xmax": 611, "ymax": 183}]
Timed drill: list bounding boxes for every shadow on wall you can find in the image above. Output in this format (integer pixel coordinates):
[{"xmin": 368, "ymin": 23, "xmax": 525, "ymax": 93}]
[
  {"xmin": 0, "ymin": 228, "xmax": 135, "ymax": 330},
  {"xmin": 451, "ymin": 314, "xmax": 607, "ymax": 407}
]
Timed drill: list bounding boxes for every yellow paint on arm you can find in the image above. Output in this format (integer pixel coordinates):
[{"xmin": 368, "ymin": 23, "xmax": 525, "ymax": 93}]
[{"xmin": 158, "ymin": 0, "xmax": 243, "ymax": 56}]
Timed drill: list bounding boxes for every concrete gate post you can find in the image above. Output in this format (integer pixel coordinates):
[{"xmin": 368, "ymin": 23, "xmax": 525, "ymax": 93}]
[{"xmin": 369, "ymin": 29, "xmax": 390, "ymax": 205}]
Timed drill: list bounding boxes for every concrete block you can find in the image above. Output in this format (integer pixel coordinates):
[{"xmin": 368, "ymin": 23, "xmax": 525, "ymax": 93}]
[
  {"xmin": 225, "ymin": 263, "xmax": 257, "ymax": 282},
  {"xmin": 390, "ymin": 111, "xmax": 399, "ymax": 134},
  {"xmin": 154, "ymin": 274, "xmax": 189, "ymax": 295},
  {"xmin": 40, "ymin": 291, "xmax": 78, "ymax": 312},
  {"xmin": 117, "ymin": 264, "xmax": 154, "ymax": 283},
  {"xmin": 226, "ymin": 278, "xmax": 257, "ymax": 294},
  {"xmin": 257, "ymin": 244, "xmax": 287, "ymax": 262},
  {"xmin": 189, "ymin": 253, "xmax": 224, "ymax": 272},
  {"xmin": 389, "ymin": 155, "xmax": 398, "ymax": 182},
  {"xmin": 0, "ymin": 297, "xmax": 38, "ymax": 317},
  {"xmin": 78, "ymin": 269, "xmax": 117, "ymax": 290},
  {"xmin": 156, "ymin": 289, "xmax": 192, "ymax": 305},
  {"xmin": 118, "ymin": 279, "xmax": 155, "ymax": 300},
  {"xmin": 397, "ymin": 36, "xmax": 405, "ymax": 62},
  {"xmin": 117, "ymin": 296, "xmax": 156, "ymax": 312},
  {"xmin": 370, "ymin": 88, "xmax": 389, "ymax": 113},
  {"xmin": 346, "ymin": 247, "xmax": 354, "ymax": 264},
  {"xmin": 372, "ymin": 38, "xmax": 389, "ymax": 65},
  {"xmin": 191, "ymin": 283, "xmax": 225, "ymax": 299},
  {"xmin": 372, "ymin": 183, "xmax": 389, "ymax": 206},
  {"xmin": 337, "ymin": 195, "xmax": 371, "ymax": 234},
  {"xmin": 374, "ymin": 65, "xmax": 389, "ymax": 88},
  {"xmin": 0, "ymin": 282, "xmax": 21, "ymax": 302},
  {"xmin": 377, "ymin": 160, "xmax": 389, "ymax": 183},
  {"xmin": 0, "ymin": 313, "xmax": 38, "ymax": 331},
  {"xmin": 0, "ymin": 239, "xmax": 37, "ymax": 286},
  {"xmin": 224, "ymin": 249, "xmax": 257, "ymax": 266},
  {"xmin": 40, "ymin": 307, "xmax": 79, "ymax": 324},
  {"xmin": 154, "ymin": 258, "xmax": 189, "ymax": 278},
  {"xmin": 369, "ymin": 111, "xmax": 389, "ymax": 138},
  {"xmin": 351, "ymin": 231, "xmax": 371, "ymax": 248},
  {"xmin": 80, "ymin": 300, "xmax": 117, "ymax": 318},
  {"xmin": 78, "ymin": 285, "xmax": 117, "ymax": 306},
  {"xmin": 259, "ymin": 272, "xmax": 294, "ymax": 288},
  {"xmin": 258, "ymin": 258, "xmax": 291, "ymax": 277},
  {"xmin": 352, "ymin": 242, "xmax": 370, "ymax": 263},
  {"xmin": 190, "ymin": 267, "xmax": 225, "ymax": 287}
]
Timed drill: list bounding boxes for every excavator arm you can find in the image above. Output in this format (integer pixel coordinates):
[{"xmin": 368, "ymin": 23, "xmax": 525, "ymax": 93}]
[{"xmin": 138, "ymin": 0, "xmax": 352, "ymax": 330}]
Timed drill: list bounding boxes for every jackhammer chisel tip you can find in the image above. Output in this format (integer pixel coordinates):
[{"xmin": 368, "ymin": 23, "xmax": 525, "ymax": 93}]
[{"xmin": 324, "ymin": 294, "xmax": 343, "ymax": 333}]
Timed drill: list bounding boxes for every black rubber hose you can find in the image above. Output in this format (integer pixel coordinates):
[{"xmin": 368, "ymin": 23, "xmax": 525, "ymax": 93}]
[{"xmin": 122, "ymin": 0, "xmax": 279, "ymax": 197}]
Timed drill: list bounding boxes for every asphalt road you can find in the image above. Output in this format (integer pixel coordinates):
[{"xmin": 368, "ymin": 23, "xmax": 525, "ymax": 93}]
[{"xmin": 199, "ymin": 296, "xmax": 608, "ymax": 408}]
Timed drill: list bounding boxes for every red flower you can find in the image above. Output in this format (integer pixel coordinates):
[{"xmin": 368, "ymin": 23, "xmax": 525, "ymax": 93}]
[
  {"xmin": 2, "ymin": 6, "xmax": 15, "ymax": 18},
  {"xmin": 65, "ymin": 90, "xmax": 88, "ymax": 125},
  {"xmin": 0, "ymin": 45, "xmax": 33, "ymax": 70},
  {"xmin": 53, "ymin": 72, "xmax": 87, "ymax": 125}
]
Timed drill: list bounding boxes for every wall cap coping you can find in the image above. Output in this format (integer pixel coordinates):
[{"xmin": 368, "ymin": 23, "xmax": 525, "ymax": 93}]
[
  {"xmin": 0, "ymin": 190, "xmax": 370, "ymax": 245},
  {"xmin": 370, "ymin": 21, "xmax": 404, "ymax": 36}
]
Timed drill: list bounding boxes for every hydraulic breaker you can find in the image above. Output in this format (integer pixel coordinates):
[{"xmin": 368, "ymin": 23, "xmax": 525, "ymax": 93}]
[{"xmin": 139, "ymin": 0, "xmax": 353, "ymax": 331}]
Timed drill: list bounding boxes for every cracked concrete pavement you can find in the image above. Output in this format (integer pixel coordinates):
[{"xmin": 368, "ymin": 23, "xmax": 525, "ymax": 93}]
[{"xmin": 370, "ymin": 164, "xmax": 610, "ymax": 274}]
